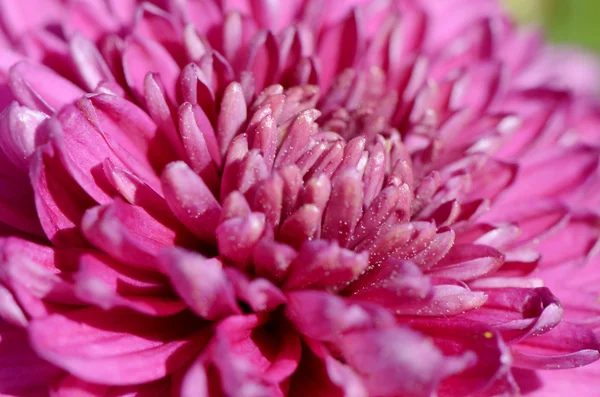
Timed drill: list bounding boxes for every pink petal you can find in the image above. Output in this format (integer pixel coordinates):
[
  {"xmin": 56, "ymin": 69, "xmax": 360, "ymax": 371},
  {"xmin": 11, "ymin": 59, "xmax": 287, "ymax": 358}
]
[
  {"xmin": 122, "ymin": 36, "xmax": 180, "ymax": 104},
  {"xmin": 427, "ymin": 244, "xmax": 505, "ymax": 281},
  {"xmin": 285, "ymin": 290, "xmax": 395, "ymax": 342},
  {"xmin": 8, "ymin": 61, "xmax": 84, "ymax": 113},
  {"xmin": 224, "ymin": 267, "xmax": 286, "ymax": 312},
  {"xmin": 0, "ymin": 322, "xmax": 62, "ymax": 395},
  {"xmin": 283, "ymin": 240, "xmax": 368, "ymax": 290},
  {"xmin": 512, "ymin": 322, "xmax": 600, "ymax": 369},
  {"xmin": 29, "ymin": 308, "xmax": 210, "ymax": 385},
  {"xmin": 161, "ymin": 161, "xmax": 221, "ymax": 243},
  {"xmin": 338, "ymin": 328, "xmax": 474, "ymax": 397},
  {"xmin": 216, "ymin": 212, "xmax": 266, "ymax": 270},
  {"xmin": 158, "ymin": 247, "xmax": 240, "ymax": 320},
  {"xmin": 82, "ymin": 199, "xmax": 190, "ymax": 270}
]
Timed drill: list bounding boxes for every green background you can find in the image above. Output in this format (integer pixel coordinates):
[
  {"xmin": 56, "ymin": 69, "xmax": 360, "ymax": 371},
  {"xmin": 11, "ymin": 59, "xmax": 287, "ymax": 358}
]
[{"xmin": 509, "ymin": 0, "xmax": 600, "ymax": 53}]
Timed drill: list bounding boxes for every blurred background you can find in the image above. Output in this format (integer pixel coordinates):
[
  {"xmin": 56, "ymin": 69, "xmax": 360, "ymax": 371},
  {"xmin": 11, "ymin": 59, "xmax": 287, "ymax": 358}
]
[{"xmin": 505, "ymin": 0, "xmax": 600, "ymax": 53}]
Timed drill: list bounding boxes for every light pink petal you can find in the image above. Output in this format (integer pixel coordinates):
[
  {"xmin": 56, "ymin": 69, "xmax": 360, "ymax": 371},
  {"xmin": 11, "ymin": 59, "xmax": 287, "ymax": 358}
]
[
  {"xmin": 122, "ymin": 36, "xmax": 180, "ymax": 103},
  {"xmin": 427, "ymin": 244, "xmax": 505, "ymax": 281},
  {"xmin": 321, "ymin": 169, "xmax": 363, "ymax": 247},
  {"xmin": 9, "ymin": 61, "xmax": 84, "ymax": 113},
  {"xmin": 178, "ymin": 103, "xmax": 220, "ymax": 191},
  {"xmin": 216, "ymin": 82, "xmax": 247, "ymax": 156},
  {"xmin": 30, "ymin": 141, "xmax": 94, "ymax": 247},
  {"xmin": 158, "ymin": 247, "xmax": 240, "ymax": 320},
  {"xmin": 69, "ymin": 34, "xmax": 114, "ymax": 91}
]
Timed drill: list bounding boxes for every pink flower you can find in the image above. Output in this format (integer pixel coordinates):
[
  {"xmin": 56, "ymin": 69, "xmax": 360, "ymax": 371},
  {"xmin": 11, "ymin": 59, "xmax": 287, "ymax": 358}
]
[{"xmin": 0, "ymin": 0, "xmax": 600, "ymax": 396}]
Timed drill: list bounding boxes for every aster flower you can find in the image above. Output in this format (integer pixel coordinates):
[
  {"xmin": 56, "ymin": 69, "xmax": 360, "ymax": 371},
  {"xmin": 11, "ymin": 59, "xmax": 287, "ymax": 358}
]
[{"xmin": 0, "ymin": 0, "xmax": 600, "ymax": 396}]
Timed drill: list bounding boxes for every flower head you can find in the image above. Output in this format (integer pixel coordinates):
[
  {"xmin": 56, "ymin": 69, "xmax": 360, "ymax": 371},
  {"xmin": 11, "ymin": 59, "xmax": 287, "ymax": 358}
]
[{"xmin": 1, "ymin": 0, "xmax": 600, "ymax": 396}]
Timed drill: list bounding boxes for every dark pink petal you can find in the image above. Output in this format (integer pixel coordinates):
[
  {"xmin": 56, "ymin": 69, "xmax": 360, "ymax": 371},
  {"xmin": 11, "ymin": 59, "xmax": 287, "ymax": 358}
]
[
  {"xmin": 411, "ymin": 319, "xmax": 512, "ymax": 397},
  {"xmin": 0, "ymin": 322, "xmax": 63, "ymax": 396},
  {"xmin": 283, "ymin": 240, "xmax": 368, "ymax": 291},
  {"xmin": 253, "ymin": 237, "xmax": 297, "ymax": 283},
  {"xmin": 338, "ymin": 328, "xmax": 474, "ymax": 397},
  {"xmin": 216, "ymin": 212, "xmax": 266, "ymax": 270},
  {"xmin": 102, "ymin": 159, "xmax": 169, "ymax": 217},
  {"xmin": 50, "ymin": 375, "xmax": 173, "ymax": 397},
  {"xmin": 285, "ymin": 290, "xmax": 395, "ymax": 342},
  {"xmin": 159, "ymin": 248, "xmax": 240, "ymax": 320},
  {"xmin": 224, "ymin": 267, "xmax": 286, "ymax": 312},
  {"xmin": 82, "ymin": 200, "xmax": 189, "ymax": 270},
  {"xmin": 347, "ymin": 259, "xmax": 432, "ymax": 310},
  {"xmin": 161, "ymin": 161, "xmax": 221, "ymax": 243},
  {"xmin": 251, "ymin": 173, "xmax": 284, "ymax": 228},
  {"xmin": 29, "ymin": 308, "xmax": 209, "ymax": 386},
  {"xmin": 274, "ymin": 109, "xmax": 319, "ymax": 168}
]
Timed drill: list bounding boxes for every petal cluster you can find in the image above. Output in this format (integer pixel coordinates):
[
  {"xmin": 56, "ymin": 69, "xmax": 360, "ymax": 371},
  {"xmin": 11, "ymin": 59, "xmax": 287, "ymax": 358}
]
[{"xmin": 0, "ymin": 0, "xmax": 600, "ymax": 396}]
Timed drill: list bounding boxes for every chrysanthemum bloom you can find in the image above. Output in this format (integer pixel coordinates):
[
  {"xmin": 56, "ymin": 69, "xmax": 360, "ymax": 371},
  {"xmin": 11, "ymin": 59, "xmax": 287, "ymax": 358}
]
[{"xmin": 1, "ymin": 0, "xmax": 600, "ymax": 396}]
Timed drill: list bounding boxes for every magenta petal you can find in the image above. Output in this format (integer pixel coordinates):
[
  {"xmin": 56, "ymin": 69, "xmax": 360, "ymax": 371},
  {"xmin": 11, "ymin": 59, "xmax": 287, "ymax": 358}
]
[
  {"xmin": 512, "ymin": 321, "xmax": 600, "ymax": 369},
  {"xmin": 161, "ymin": 161, "xmax": 221, "ymax": 243},
  {"xmin": 0, "ymin": 283, "xmax": 28, "ymax": 327},
  {"xmin": 29, "ymin": 308, "xmax": 209, "ymax": 386},
  {"xmin": 159, "ymin": 247, "xmax": 240, "ymax": 320}
]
